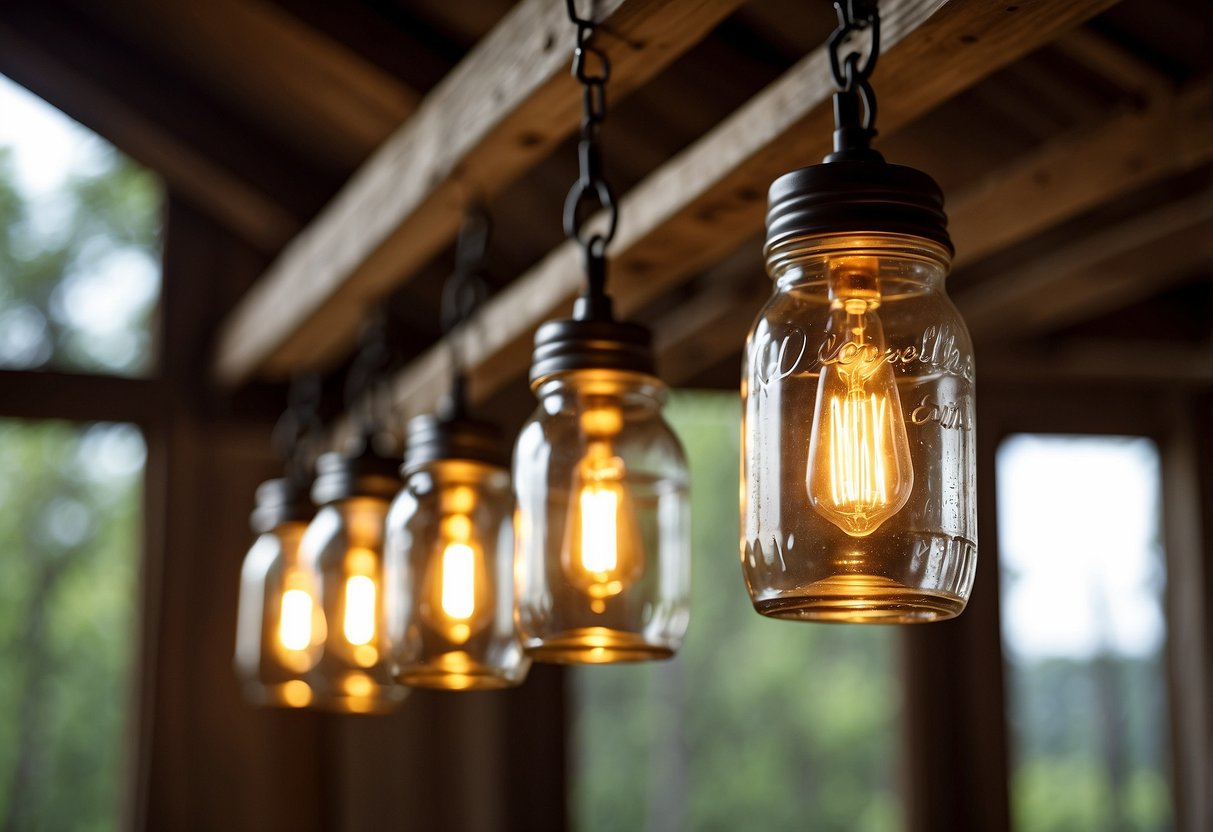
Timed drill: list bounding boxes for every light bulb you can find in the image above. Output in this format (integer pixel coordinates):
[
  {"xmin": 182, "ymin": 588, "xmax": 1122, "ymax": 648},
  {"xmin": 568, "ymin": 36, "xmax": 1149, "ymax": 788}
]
[
  {"xmin": 420, "ymin": 485, "xmax": 494, "ymax": 644},
  {"xmin": 807, "ymin": 257, "xmax": 913, "ymax": 537},
  {"xmin": 561, "ymin": 403, "xmax": 644, "ymax": 612},
  {"xmin": 341, "ymin": 546, "xmax": 381, "ymax": 667}
]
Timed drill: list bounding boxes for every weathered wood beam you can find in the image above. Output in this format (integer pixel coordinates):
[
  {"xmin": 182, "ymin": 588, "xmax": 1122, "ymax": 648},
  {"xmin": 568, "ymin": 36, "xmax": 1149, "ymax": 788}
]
[
  {"xmin": 979, "ymin": 339, "xmax": 1213, "ymax": 384},
  {"xmin": 1054, "ymin": 26, "xmax": 1172, "ymax": 101},
  {"xmin": 955, "ymin": 192, "xmax": 1213, "ymax": 341},
  {"xmin": 0, "ymin": 3, "xmax": 334, "ymax": 251},
  {"xmin": 384, "ymin": 0, "xmax": 1120, "ymax": 422},
  {"xmin": 77, "ymin": 0, "xmax": 420, "ymax": 168},
  {"xmin": 213, "ymin": 0, "xmax": 745, "ymax": 384},
  {"xmin": 949, "ymin": 80, "xmax": 1213, "ymax": 266}
]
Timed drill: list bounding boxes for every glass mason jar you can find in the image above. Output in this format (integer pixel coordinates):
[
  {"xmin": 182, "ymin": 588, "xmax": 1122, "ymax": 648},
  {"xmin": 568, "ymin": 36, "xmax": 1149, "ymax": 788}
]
[
  {"xmin": 515, "ymin": 365, "xmax": 691, "ymax": 663},
  {"xmin": 299, "ymin": 447, "xmax": 406, "ymax": 713},
  {"xmin": 384, "ymin": 414, "xmax": 530, "ymax": 690},
  {"xmin": 743, "ymin": 224, "xmax": 976, "ymax": 622},
  {"xmin": 233, "ymin": 477, "xmax": 322, "ymax": 708}
]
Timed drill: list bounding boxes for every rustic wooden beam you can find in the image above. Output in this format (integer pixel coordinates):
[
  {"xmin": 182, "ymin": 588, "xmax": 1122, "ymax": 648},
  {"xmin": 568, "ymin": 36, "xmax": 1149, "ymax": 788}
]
[
  {"xmin": 0, "ymin": 370, "xmax": 163, "ymax": 426},
  {"xmin": 949, "ymin": 80, "xmax": 1213, "ymax": 266},
  {"xmin": 212, "ymin": 0, "xmax": 745, "ymax": 384},
  {"xmin": 0, "ymin": 4, "xmax": 333, "ymax": 251},
  {"xmin": 955, "ymin": 192, "xmax": 1213, "ymax": 341},
  {"xmin": 979, "ymin": 338, "xmax": 1213, "ymax": 384},
  {"xmin": 78, "ymin": 0, "xmax": 420, "ymax": 168},
  {"xmin": 382, "ymin": 0, "xmax": 1120, "ymax": 423}
]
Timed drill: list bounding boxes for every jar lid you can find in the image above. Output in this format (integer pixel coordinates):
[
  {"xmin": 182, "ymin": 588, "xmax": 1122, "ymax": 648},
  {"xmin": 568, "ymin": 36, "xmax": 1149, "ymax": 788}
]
[
  {"xmin": 311, "ymin": 439, "xmax": 401, "ymax": 505},
  {"xmin": 250, "ymin": 477, "xmax": 313, "ymax": 534},
  {"xmin": 529, "ymin": 315, "xmax": 655, "ymax": 387},
  {"xmin": 403, "ymin": 412, "xmax": 509, "ymax": 473},
  {"xmin": 765, "ymin": 155, "xmax": 953, "ymax": 255}
]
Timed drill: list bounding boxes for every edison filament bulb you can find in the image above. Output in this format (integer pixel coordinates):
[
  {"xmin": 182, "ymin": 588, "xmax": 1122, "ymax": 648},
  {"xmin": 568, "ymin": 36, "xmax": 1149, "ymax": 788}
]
[
  {"xmin": 561, "ymin": 401, "xmax": 645, "ymax": 611},
  {"xmin": 384, "ymin": 412, "xmax": 529, "ymax": 691},
  {"xmin": 234, "ymin": 477, "xmax": 322, "ymax": 708},
  {"xmin": 807, "ymin": 256, "xmax": 913, "ymax": 537},
  {"xmin": 299, "ymin": 443, "xmax": 406, "ymax": 713}
]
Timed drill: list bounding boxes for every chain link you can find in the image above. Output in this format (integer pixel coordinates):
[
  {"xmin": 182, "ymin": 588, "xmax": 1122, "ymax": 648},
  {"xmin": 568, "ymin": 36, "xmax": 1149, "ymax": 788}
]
[
  {"xmin": 827, "ymin": 0, "xmax": 881, "ymax": 131},
  {"xmin": 272, "ymin": 372, "xmax": 323, "ymax": 481},
  {"xmin": 442, "ymin": 206, "xmax": 491, "ymax": 336},
  {"xmin": 563, "ymin": 0, "xmax": 618, "ymax": 277}
]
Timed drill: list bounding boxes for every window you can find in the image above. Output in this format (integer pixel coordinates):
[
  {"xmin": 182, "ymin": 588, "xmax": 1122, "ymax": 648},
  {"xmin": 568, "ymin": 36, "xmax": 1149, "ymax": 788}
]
[
  {"xmin": 0, "ymin": 74, "xmax": 161, "ymax": 376},
  {"xmin": 0, "ymin": 74, "xmax": 161, "ymax": 829},
  {"xmin": 0, "ymin": 419, "xmax": 145, "ymax": 828},
  {"xmin": 573, "ymin": 392, "xmax": 901, "ymax": 832},
  {"xmin": 997, "ymin": 434, "xmax": 1172, "ymax": 832}
]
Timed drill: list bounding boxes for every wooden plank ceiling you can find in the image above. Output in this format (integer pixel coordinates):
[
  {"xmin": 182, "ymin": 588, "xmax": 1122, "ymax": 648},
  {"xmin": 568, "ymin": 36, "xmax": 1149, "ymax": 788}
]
[{"xmin": 3, "ymin": 0, "xmax": 1209, "ymax": 412}]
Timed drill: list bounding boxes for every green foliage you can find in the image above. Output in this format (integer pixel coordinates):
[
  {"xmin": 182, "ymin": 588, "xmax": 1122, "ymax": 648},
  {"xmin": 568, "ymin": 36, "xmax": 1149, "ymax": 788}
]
[
  {"xmin": 572, "ymin": 392, "xmax": 901, "ymax": 832},
  {"xmin": 0, "ymin": 142, "xmax": 160, "ymax": 375},
  {"xmin": 0, "ymin": 421, "xmax": 143, "ymax": 831}
]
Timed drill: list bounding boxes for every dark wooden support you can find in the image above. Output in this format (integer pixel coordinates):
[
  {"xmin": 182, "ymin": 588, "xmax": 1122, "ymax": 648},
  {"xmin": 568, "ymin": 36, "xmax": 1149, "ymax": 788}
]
[{"xmin": 901, "ymin": 410, "xmax": 1011, "ymax": 832}]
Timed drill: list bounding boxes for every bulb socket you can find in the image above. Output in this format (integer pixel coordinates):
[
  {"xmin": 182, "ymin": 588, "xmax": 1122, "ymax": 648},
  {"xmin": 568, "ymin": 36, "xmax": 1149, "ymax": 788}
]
[
  {"xmin": 311, "ymin": 443, "xmax": 401, "ymax": 505},
  {"xmin": 250, "ymin": 477, "xmax": 314, "ymax": 534},
  {"xmin": 529, "ymin": 317, "xmax": 655, "ymax": 387},
  {"xmin": 403, "ymin": 413, "xmax": 509, "ymax": 474},
  {"xmin": 765, "ymin": 156, "xmax": 952, "ymax": 255}
]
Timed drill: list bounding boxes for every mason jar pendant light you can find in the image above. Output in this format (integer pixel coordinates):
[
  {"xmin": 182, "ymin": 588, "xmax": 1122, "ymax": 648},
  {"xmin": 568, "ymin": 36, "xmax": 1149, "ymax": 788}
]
[
  {"xmin": 741, "ymin": 0, "xmax": 977, "ymax": 623},
  {"xmin": 234, "ymin": 376, "xmax": 325, "ymax": 709},
  {"xmin": 384, "ymin": 208, "xmax": 530, "ymax": 690},
  {"xmin": 299, "ymin": 320, "xmax": 407, "ymax": 713},
  {"xmin": 513, "ymin": 1, "xmax": 691, "ymax": 664}
]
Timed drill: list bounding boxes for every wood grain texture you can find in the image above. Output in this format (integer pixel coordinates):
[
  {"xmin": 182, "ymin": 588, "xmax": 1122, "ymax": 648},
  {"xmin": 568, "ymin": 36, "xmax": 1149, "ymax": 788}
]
[
  {"xmin": 383, "ymin": 0, "xmax": 1120, "ymax": 423},
  {"xmin": 956, "ymin": 192, "xmax": 1213, "ymax": 341},
  {"xmin": 949, "ymin": 81, "xmax": 1213, "ymax": 266},
  {"xmin": 80, "ymin": 0, "xmax": 419, "ymax": 167},
  {"xmin": 0, "ymin": 18, "xmax": 301, "ymax": 251},
  {"xmin": 213, "ymin": 0, "xmax": 745, "ymax": 384}
]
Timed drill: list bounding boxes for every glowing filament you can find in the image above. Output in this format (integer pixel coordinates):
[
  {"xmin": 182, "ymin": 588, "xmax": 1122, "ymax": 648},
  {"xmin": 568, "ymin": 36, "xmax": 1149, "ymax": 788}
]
[
  {"xmin": 343, "ymin": 575, "xmax": 376, "ymax": 646},
  {"xmin": 579, "ymin": 484, "xmax": 619, "ymax": 575},
  {"xmin": 278, "ymin": 589, "xmax": 314, "ymax": 651},
  {"xmin": 828, "ymin": 391, "xmax": 891, "ymax": 509},
  {"xmin": 440, "ymin": 542, "xmax": 477, "ymax": 620}
]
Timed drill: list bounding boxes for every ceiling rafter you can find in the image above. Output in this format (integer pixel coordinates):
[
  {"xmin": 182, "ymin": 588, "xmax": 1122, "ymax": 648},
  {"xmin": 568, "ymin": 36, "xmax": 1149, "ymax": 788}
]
[
  {"xmin": 948, "ymin": 79, "xmax": 1212, "ymax": 267},
  {"xmin": 378, "ymin": 0, "xmax": 1121, "ymax": 424},
  {"xmin": 212, "ymin": 0, "xmax": 746, "ymax": 384},
  {"xmin": 72, "ymin": 0, "xmax": 422, "ymax": 169},
  {"xmin": 0, "ymin": 10, "xmax": 306, "ymax": 251}
]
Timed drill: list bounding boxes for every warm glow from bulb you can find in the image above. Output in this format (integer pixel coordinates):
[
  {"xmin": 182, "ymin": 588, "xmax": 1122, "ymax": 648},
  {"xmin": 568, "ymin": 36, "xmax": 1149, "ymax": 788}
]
[
  {"xmin": 280, "ymin": 679, "xmax": 313, "ymax": 708},
  {"xmin": 343, "ymin": 575, "xmax": 377, "ymax": 646},
  {"xmin": 579, "ymin": 485, "xmax": 619, "ymax": 575},
  {"xmin": 441, "ymin": 542, "xmax": 477, "ymax": 620},
  {"xmin": 278, "ymin": 589, "xmax": 314, "ymax": 651},
  {"xmin": 827, "ymin": 391, "xmax": 891, "ymax": 508},
  {"xmin": 808, "ymin": 261, "xmax": 913, "ymax": 537},
  {"xmin": 422, "ymin": 500, "xmax": 493, "ymax": 645},
  {"xmin": 562, "ymin": 403, "xmax": 645, "ymax": 612}
]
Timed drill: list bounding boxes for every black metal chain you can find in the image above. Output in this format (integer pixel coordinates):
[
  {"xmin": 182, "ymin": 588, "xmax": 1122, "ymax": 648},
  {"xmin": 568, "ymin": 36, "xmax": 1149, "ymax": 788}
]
[
  {"xmin": 272, "ymin": 372, "xmax": 324, "ymax": 483},
  {"xmin": 440, "ymin": 206, "xmax": 492, "ymax": 412},
  {"xmin": 563, "ymin": 0, "xmax": 618, "ymax": 299},
  {"xmin": 827, "ymin": 0, "xmax": 881, "ymax": 133},
  {"xmin": 344, "ymin": 310, "xmax": 393, "ymax": 433}
]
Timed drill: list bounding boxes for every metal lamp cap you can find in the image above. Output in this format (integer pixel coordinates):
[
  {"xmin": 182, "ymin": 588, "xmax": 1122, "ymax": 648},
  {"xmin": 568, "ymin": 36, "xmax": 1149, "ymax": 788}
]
[
  {"xmin": 403, "ymin": 412, "xmax": 509, "ymax": 474},
  {"xmin": 529, "ymin": 316, "xmax": 655, "ymax": 387},
  {"xmin": 766, "ymin": 157, "xmax": 953, "ymax": 255},
  {"xmin": 311, "ymin": 444, "xmax": 401, "ymax": 505},
  {"xmin": 250, "ymin": 477, "xmax": 313, "ymax": 534}
]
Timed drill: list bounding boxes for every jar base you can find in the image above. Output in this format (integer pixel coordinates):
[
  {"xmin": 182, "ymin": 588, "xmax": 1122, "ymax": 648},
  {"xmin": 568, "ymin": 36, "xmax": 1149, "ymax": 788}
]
[
  {"xmin": 399, "ymin": 666, "xmax": 523, "ymax": 691},
  {"xmin": 753, "ymin": 574, "xmax": 965, "ymax": 623},
  {"xmin": 524, "ymin": 626, "xmax": 675, "ymax": 664}
]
